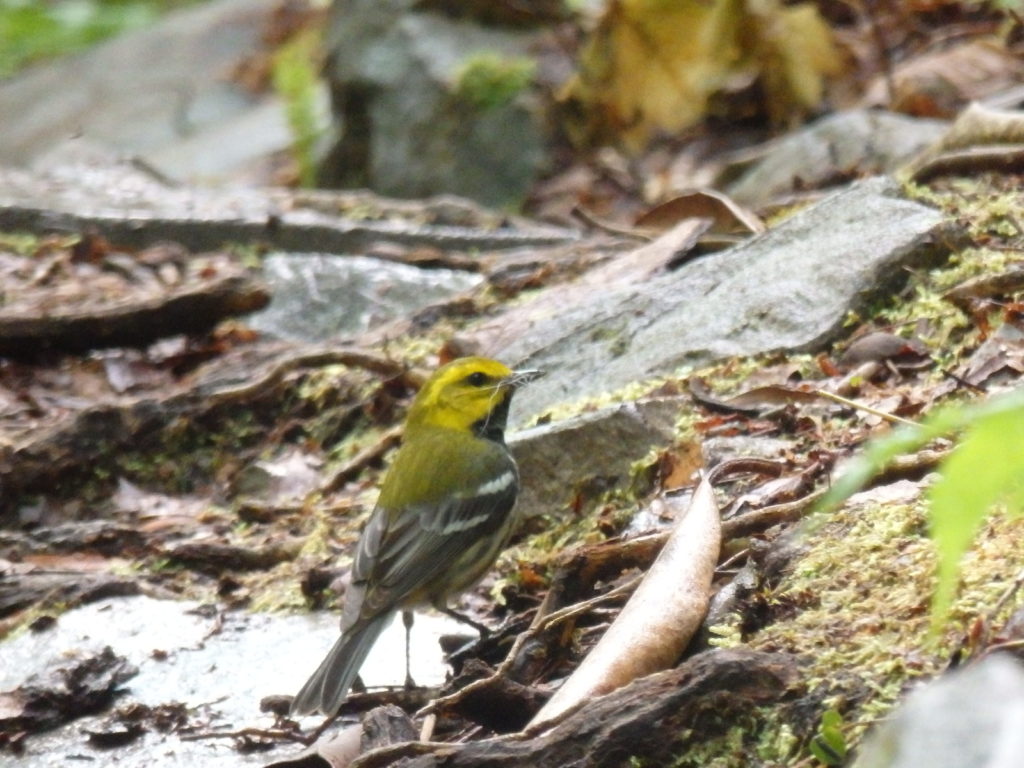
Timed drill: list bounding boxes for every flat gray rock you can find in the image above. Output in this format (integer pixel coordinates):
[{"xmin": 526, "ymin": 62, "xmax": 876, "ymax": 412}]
[
  {"xmin": 854, "ymin": 654, "xmax": 1024, "ymax": 768},
  {"xmin": 724, "ymin": 110, "xmax": 949, "ymax": 208},
  {"xmin": 320, "ymin": 0, "xmax": 550, "ymax": 206},
  {"xmin": 489, "ymin": 177, "xmax": 956, "ymax": 422},
  {"xmin": 0, "ymin": 595, "xmax": 461, "ymax": 766},
  {"xmin": 0, "ymin": 160, "xmax": 577, "ymax": 253},
  {"xmin": 510, "ymin": 398, "xmax": 684, "ymax": 519},
  {"xmin": 249, "ymin": 252, "xmax": 482, "ymax": 341},
  {"xmin": 0, "ymin": 0, "xmax": 305, "ymax": 185}
]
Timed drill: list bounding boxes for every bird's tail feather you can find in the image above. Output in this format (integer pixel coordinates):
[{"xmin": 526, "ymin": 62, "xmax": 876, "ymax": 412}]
[{"xmin": 291, "ymin": 612, "xmax": 393, "ymax": 716}]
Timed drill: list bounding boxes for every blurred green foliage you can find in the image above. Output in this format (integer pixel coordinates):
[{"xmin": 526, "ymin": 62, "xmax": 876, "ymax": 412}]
[
  {"xmin": 0, "ymin": 0, "xmax": 194, "ymax": 78},
  {"xmin": 271, "ymin": 28, "xmax": 322, "ymax": 188},
  {"xmin": 453, "ymin": 52, "xmax": 535, "ymax": 112},
  {"xmin": 808, "ymin": 709, "xmax": 848, "ymax": 765},
  {"xmin": 820, "ymin": 386, "xmax": 1024, "ymax": 631}
]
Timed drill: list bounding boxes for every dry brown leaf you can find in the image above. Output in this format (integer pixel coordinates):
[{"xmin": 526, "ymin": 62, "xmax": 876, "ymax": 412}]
[
  {"xmin": 563, "ymin": 0, "xmax": 739, "ymax": 149},
  {"xmin": 722, "ymin": 384, "xmax": 822, "ymax": 409},
  {"xmin": 563, "ymin": 0, "xmax": 840, "ymax": 149},
  {"xmin": 959, "ymin": 319, "xmax": 1024, "ymax": 388},
  {"xmin": 837, "ymin": 332, "xmax": 929, "ymax": 371},
  {"xmin": 689, "ymin": 379, "xmax": 821, "ymax": 413},
  {"xmin": 904, "ymin": 103, "xmax": 1024, "ymax": 181},
  {"xmin": 945, "ymin": 262, "xmax": 1024, "ymax": 307},
  {"xmin": 928, "ymin": 102, "xmax": 1024, "ymax": 153},
  {"xmin": 657, "ymin": 441, "xmax": 705, "ymax": 492},
  {"xmin": 863, "ymin": 40, "xmax": 1024, "ymax": 118},
  {"xmin": 529, "ymin": 476, "xmax": 721, "ymax": 729},
  {"xmin": 747, "ymin": 1, "xmax": 844, "ymax": 123},
  {"xmin": 635, "ymin": 189, "xmax": 765, "ymax": 235},
  {"xmin": 729, "ymin": 464, "xmax": 819, "ymax": 512}
]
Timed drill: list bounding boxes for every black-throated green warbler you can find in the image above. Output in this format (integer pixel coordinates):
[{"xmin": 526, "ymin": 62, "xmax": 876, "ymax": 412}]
[{"xmin": 291, "ymin": 357, "xmax": 542, "ymax": 716}]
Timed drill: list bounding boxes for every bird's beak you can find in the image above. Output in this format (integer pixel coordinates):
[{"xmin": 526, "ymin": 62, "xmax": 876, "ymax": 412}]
[{"xmin": 506, "ymin": 368, "xmax": 545, "ymax": 389}]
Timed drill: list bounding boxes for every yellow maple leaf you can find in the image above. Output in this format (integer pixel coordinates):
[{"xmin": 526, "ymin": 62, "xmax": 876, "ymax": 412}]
[{"xmin": 563, "ymin": 0, "xmax": 842, "ymax": 149}]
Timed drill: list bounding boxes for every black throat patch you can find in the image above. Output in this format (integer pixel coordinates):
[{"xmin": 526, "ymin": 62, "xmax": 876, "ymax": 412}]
[{"xmin": 472, "ymin": 394, "xmax": 512, "ymax": 443}]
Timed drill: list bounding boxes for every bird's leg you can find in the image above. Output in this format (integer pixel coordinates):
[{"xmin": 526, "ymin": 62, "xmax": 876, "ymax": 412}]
[
  {"xmin": 402, "ymin": 610, "xmax": 416, "ymax": 689},
  {"xmin": 436, "ymin": 604, "xmax": 491, "ymax": 638}
]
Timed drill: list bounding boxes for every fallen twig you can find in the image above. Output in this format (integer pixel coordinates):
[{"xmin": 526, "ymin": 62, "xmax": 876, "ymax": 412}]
[
  {"xmin": 810, "ymin": 389, "xmax": 918, "ymax": 427},
  {"xmin": 179, "ymin": 726, "xmax": 308, "ymax": 745},
  {"xmin": 0, "ymin": 268, "xmax": 268, "ymax": 356},
  {"xmin": 721, "ymin": 487, "xmax": 829, "ymax": 539},
  {"xmin": 422, "ymin": 576, "xmax": 639, "ymax": 719}
]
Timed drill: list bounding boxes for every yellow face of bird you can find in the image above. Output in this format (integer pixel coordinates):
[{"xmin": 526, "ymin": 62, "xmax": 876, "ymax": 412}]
[{"xmin": 406, "ymin": 357, "xmax": 523, "ymax": 433}]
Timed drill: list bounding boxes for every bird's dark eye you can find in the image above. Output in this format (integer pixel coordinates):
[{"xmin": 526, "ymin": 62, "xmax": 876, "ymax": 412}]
[{"xmin": 466, "ymin": 371, "xmax": 489, "ymax": 387}]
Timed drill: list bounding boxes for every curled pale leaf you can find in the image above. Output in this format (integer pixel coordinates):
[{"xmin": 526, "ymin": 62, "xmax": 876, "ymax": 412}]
[
  {"xmin": 529, "ymin": 476, "xmax": 721, "ymax": 729},
  {"xmin": 634, "ymin": 189, "xmax": 765, "ymax": 235}
]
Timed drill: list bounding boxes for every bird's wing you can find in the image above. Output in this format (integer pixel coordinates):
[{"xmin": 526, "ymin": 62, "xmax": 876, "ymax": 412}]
[{"xmin": 351, "ymin": 429, "xmax": 518, "ymax": 619}]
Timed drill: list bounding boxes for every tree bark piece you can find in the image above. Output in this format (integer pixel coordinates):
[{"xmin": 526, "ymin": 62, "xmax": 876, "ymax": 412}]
[
  {"xmin": 161, "ymin": 538, "xmax": 303, "ymax": 575},
  {"xmin": 529, "ymin": 477, "xmax": 722, "ymax": 728},
  {"xmin": 442, "ymin": 662, "xmax": 552, "ymax": 733},
  {"xmin": 352, "ymin": 649, "xmax": 797, "ymax": 768},
  {"xmin": 0, "ymin": 568, "xmax": 140, "ymax": 619},
  {"xmin": 0, "ymin": 345, "xmax": 408, "ymax": 505},
  {"xmin": 0, "ymin": 646, "xmax": 137, "ymax": 735},
  {"xmin": 0, "ymin": 270, "xmax": 269, "ymax": 356},
  {"xmin": 360, "ymin": 705, "xmax": 418, "ymax": 751}
]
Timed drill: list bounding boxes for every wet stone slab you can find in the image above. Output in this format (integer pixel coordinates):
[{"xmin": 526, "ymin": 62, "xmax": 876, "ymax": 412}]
[
  {"xmin": 493, "ymin": 176, "xmax": 961, "ymax": 422},
  {"xmin": 248, "ymin": 252, "xmax": 483, "ymax": 342},
  {"xmin": 0, "ymin": 162, "xmax": 577, "ymax": 255},
  {"xmin": 0, "ymin": 596, "xmax": 463, "ymax": 765}
]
